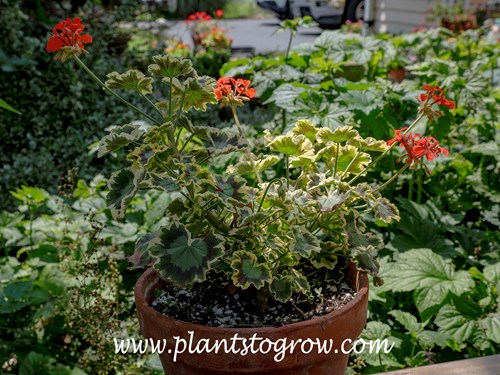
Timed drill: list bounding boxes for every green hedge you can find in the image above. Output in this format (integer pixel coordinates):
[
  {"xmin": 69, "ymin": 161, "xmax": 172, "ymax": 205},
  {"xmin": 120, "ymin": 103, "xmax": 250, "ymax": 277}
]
[{"xmin": 0, "ymin": 0, "xmax": 145, "ymax": 210}]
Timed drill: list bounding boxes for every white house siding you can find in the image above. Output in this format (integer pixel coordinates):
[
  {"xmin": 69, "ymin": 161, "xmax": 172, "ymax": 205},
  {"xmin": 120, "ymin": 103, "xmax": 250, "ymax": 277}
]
[{"xmin": 374, "ymin": 0, "xmax": 437, "ymax": 34}]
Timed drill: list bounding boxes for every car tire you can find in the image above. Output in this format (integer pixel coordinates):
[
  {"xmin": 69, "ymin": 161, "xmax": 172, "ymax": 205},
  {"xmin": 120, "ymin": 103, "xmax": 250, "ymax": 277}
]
[{"xmin": 345, "ymin": 0, "xmax": 365, "ymax": 22}]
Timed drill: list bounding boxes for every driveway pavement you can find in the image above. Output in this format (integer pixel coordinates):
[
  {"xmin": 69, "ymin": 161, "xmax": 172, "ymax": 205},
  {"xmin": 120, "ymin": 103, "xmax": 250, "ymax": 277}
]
[{"xmin": 163, "ymin": 19, "xmax": 323, "ymax": 54}]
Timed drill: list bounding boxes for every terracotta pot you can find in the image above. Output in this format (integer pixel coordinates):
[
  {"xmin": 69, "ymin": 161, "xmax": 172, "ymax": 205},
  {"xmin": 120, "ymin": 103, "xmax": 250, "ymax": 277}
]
[
  {"xmin": 134, "ymin": 264, "xmax": 369, "ymax": 374},
  {"xmin": 388, "ymin": 67, "xmax": 406, "ymax": 83}
]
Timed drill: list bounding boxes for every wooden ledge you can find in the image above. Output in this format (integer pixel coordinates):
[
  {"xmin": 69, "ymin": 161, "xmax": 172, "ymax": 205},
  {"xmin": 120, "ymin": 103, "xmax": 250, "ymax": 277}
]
[{"xmin": 377, "ymin": 354, "xmax": 500, "ymax": 375}]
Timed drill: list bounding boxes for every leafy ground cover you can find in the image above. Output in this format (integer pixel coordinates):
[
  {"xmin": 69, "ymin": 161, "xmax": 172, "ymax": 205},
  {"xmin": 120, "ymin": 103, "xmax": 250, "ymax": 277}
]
[{"xmin": 1, "ymin": 6, "xmax": 499, "ymax": 375}]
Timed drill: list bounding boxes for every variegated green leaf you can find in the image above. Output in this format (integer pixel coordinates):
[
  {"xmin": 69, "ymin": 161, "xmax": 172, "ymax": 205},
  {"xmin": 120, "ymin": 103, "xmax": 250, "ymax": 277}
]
[
  {"xmin": 289, "ymin": 269, "xmax": 310, "ymax": 293},
  {"xmin": 98, "ymin": 123, "xmax": 145, "ymax": 158},
  {"xmin": 342, "ymin": 210, "xmax": 383, "ymax": 251},
  {"xmin": 270, "ymin": 276, "xmax": 293, "ymax": 302},
  {"xmin": 310, "ymin": 241, "xmax": 341, "ymax": 269},
  {"xmin": 107, "ymin": 168, "xmax": 145, "ymax": 220},
  {"xmin": 148, "ymin": 55, "xmax": 196, "ymax": 79},
  {"xmin": 105, "ymin": 70, "xmax": 153, "ymax": 95},
  {"xmin": 231, "ymin": 250, "xmax": 272, "ymax": 290},
  {"xmin": 367, "ymin": 196, "xmax": 400, "ymax": 223},
  {"xmin": 316, "ymin": 126, "xmax": 359, "ymax": 143},
  {"xmin": 348, "ymin": 136, "xmax": 388, "ymax": 152},
  {"xmin": 149, "ymin": 223, "xmax": 224, "ymax": 286},
  {"xmin": 205, "ymin": 129, "xmax": 248, "ymax": 156},
  {"xmin": 317, "ymin": 190, "xmax": 351, "ymax": 212},
  {"xmin": 173, "ymin": 77, "xmax": 217, "ymax": 112},
  {"xmin": 336, "ymin": 145, "xmax": 371, "ymax": 176},
  {"xmin": 267, "ymin": 134, "xmax": 315, "ymax": 159},
  {"xmin": 291, "ymin": 119, "xmax": 317, "ymax": 142},
  {"xmin": 142, "ymin": 172, "xmax": 179, "ymax": 192},
  {"xmin": 289, "ymin": 226, "xmax": 322, "ymax": 257}
]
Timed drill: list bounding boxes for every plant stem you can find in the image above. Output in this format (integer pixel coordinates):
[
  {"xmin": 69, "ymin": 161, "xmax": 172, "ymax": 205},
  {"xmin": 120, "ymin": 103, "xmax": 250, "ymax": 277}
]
[
  {"xmin": 285, "ymin": 155, "xmax": 290, "ymax": 188},
  {"xmin": 73, "ymin": 56, "xmax": 161, "ymax": 126},
  {"xmin": 140, "ymin": 92, "xmax": 164, "ymax": 120},
  {"xmin": 285, "ymin": 30, "xmax": 294, "ymax": 62},
  {"xmin": 168, "ymin": 77, "xmax": 173, "ymax": 119},
  {"xmin": 374, "ymin": 164, "xmax": 410, "ymax": 194},
  {"xmin": 332, "ymin": 143, "xmax": 340, "ymax": 178},
  {"xmin": 417, "ymin": 168, "xmax": 423, "ymax": 204},
  {"xmin": 258, "ymin": 178, "xmax": 281, "ymax": 212},
  {"xmin": 408, "ymin": 170, "xmax": 414, "ymax": 201},
  {"xmin": 231, "ymin": 105, "xmax": 263, "ymax": 184},
  {"xmin": 348, "ymin": 111, "xmax": 425, "ymax": 185},
  {"xmin": 340, "ymin": 150, "xmax": 360, "ymax": 179}
]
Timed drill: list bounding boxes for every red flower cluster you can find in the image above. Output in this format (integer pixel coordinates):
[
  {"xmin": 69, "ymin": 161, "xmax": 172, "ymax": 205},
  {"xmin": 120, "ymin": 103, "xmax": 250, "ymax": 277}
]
[
  {"xmin": 185, "ymin": 11, "xmax": 213, "ymax": 23},
  {"xmin": 214, "ymin": 77, "xmax": 256, "ymax": 107},
  {"xmin": 417, "ymin": 84, "xmax": 455, "ymax": 109},
  {"xmin": 46, "ymin": 18, "xmax": 92, "ymax": 61},
  {"xmin": 387, "ymin": 127, "xmax": 448, "ymax": 170},
  {"xmin": 215, "ymin": 9, "xmax": 224, "ymax": 18}
]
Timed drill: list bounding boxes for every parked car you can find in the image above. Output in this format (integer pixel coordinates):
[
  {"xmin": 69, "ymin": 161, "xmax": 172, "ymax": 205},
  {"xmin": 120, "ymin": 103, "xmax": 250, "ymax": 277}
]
[{"xmin": 256, "ymin": 0, "xmax": 365, "ymax": 28}]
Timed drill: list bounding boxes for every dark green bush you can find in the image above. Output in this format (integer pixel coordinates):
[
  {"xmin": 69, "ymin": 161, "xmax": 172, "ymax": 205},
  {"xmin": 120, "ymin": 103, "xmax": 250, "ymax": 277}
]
[{"xmin": 0, "ymin": 0, "xmax": 146, "ymax": 210}]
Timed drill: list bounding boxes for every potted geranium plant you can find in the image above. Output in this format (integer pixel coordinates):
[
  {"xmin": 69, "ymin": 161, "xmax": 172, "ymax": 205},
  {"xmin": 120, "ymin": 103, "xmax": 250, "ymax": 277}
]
[{"xmin": 46, "ymin": 18, "xmax": 452, "ymax": 374}]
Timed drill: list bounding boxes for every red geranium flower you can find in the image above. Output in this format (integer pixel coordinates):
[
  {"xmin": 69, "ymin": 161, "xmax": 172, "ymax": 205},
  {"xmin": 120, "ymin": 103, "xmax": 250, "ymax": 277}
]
[
  {"xmin": 412, "ymin": 136, "xmax": 449, "ymax": 161},
  {"xmin": 214, "ymin": 77, "xmax": 256, "ymax": 107},
  {"xmin": 387, "ymin": 127, "xmax": 448, "ymax": 172},
  {"xmin": 46, "ymin": 18, "xmax": 92, "ymax": 61},
  {"xmin": 417, "ymin": 84, "xmax": 455, "ymax": 109},
  {"xmin": 215, "ymin": 9, "xmax": 224, "ymax": 18},
  {"xmin": 185, "ymin": 11, "xmax": 213, "ymax": 23},
  {"xmin": 417, "ymin": 84, "xmax": 455, "ymax": 122}
]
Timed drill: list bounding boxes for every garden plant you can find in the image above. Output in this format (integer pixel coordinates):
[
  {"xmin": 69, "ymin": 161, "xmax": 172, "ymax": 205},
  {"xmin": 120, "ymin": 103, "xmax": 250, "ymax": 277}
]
[{"xmin": 0, "ymin": 2, "xmax": 499, "ymax": 374}]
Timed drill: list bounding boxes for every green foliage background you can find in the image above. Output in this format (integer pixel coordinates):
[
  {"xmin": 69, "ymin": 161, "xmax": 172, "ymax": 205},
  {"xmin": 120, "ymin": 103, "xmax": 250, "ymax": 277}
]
[{"xmin": 0, "ymin": 0, "xmax": 141, "ymax": 210}]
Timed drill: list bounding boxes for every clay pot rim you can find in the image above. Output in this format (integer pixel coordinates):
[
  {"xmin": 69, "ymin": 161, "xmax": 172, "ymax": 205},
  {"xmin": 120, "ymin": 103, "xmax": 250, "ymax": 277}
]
[{"xmin": 135, "ymin": 265, "xmax": 369, "ymax": 334}]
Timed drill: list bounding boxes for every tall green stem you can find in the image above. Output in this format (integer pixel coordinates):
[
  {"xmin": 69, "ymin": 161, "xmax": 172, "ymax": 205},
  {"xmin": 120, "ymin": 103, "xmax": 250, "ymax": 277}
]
[
  {"xmin": 231, "ymin": 105, "xmax": 263, "ymax": 184},
  {"xmin": 408, "ymin": 170, "xmax": 414, "ymax": 201},
  {"xmin": 417, "ymin": 168, "xmax": 423, "ymax": 204},
  {"xmin": 140, "ymin": 92, "xmax": 164, "ymax": 120},
  {"xmin": 73, "ymin": 56, "xmax": 161, "ymax": 126},
  {"xmin": 168, "ymin": 77, "xmax": 173, "ymax": 119},
  {"xmin": 285, "ymin": 31, "xmax": 294, "ymax": 62},
  {"xmin": 285, "ymin": 155, "xmax": 290, "ymax": 188},
  {"xmin": 374, "ymin": 164, "xmax": 410, "ymax": 194}
]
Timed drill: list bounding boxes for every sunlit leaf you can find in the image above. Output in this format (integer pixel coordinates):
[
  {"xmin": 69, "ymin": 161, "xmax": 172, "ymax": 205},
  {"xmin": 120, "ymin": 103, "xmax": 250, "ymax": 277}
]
[{"xmin": 105, "ymin": 70, "xmax": 153, "ymax": 95}]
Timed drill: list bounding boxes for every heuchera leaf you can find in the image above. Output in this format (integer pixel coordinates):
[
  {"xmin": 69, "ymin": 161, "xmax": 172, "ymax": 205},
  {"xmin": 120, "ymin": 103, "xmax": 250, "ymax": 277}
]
[
  {"xmin": 389, "ymin": 310, "xmax": 422, "ymax": 334},
  {"xmin": 97, "ymin": 123, "xmax": 145, "ymax": 158},
  {"xmin": 105, "ymin": 70, "xmax": 153, "ymax": 95},
  {"xmin": 148, "ymin": 55, "xmax": 196, "ymax": 79},
  {"xmin": 106, "ymin": 168, "xmax": 145, "ymax": 220},
  {"xmin": 231, "ymin": 250, "xmax": 272, "ymax": 290},
  {"xmin": 149, "ymin": 223, "xmax": 224, "ymax": 286},
  {"xmin": 383, "ymin": 249, "xmax": 475, "ymax": 312},
  {"xmin": 434, "ymin": 304, "xmax": 476, "ymax": 343}
]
